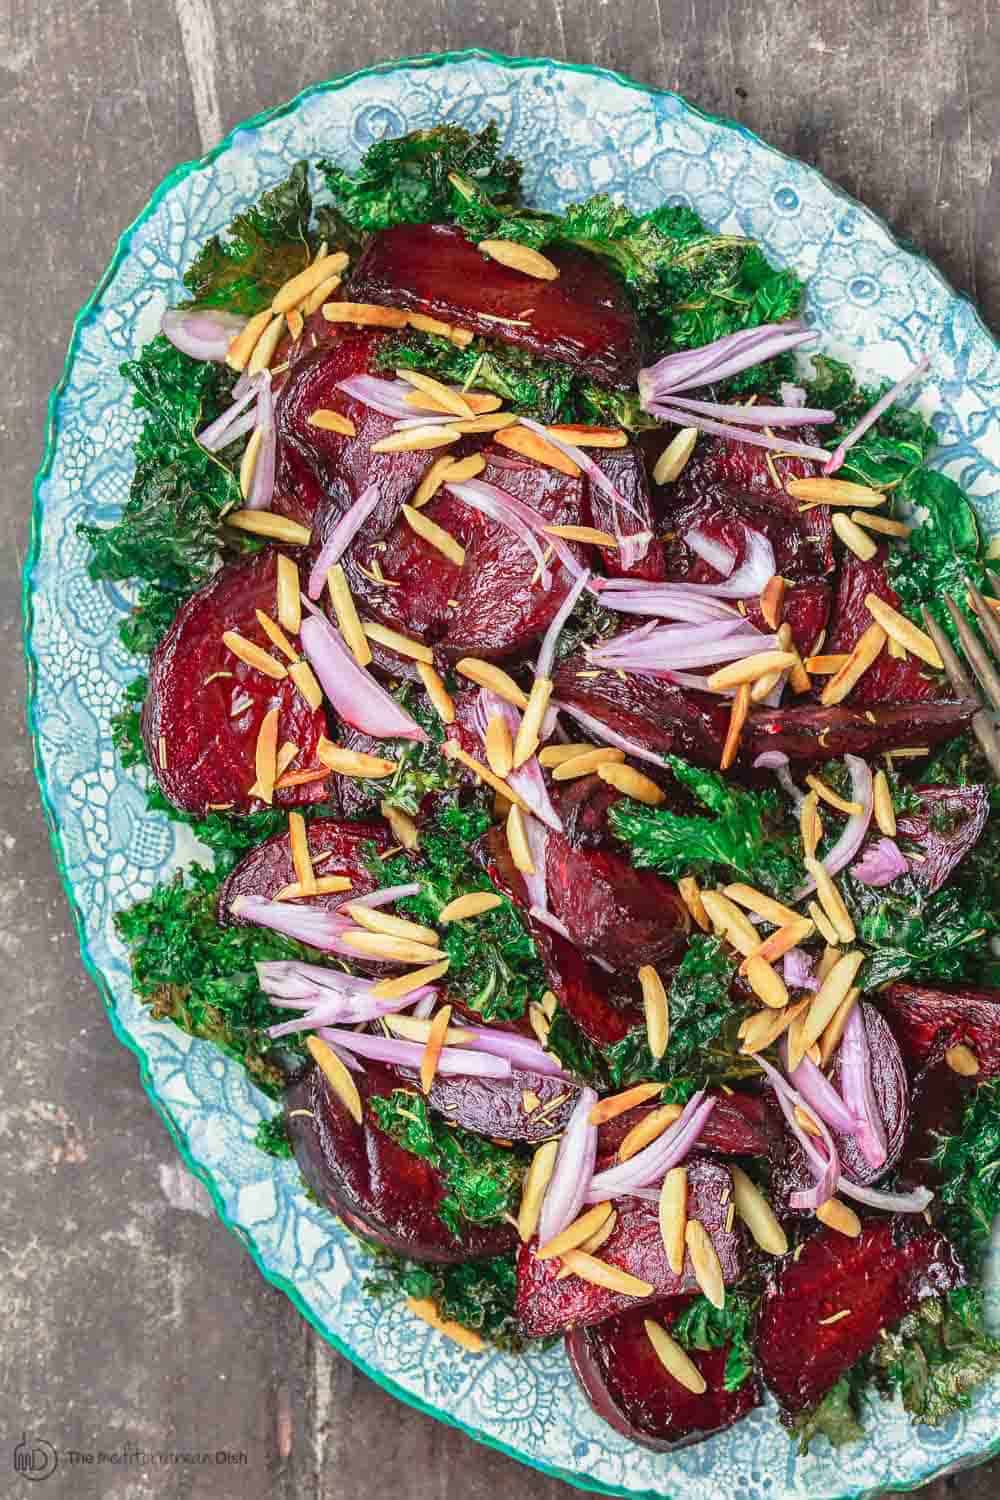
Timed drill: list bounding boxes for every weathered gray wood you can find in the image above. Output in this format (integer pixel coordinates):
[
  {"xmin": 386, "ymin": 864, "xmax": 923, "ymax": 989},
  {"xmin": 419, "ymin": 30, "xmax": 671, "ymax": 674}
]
[{"xmin": 0, "ymin": 2, "xmax": 996, "ymax": 1495}]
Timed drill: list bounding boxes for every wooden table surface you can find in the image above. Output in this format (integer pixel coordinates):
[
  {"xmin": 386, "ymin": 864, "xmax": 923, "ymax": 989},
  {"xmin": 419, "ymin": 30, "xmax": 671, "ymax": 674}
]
[{"xmin": 2, "ymin": 3, "xmax": 997, "ymax": 1496}]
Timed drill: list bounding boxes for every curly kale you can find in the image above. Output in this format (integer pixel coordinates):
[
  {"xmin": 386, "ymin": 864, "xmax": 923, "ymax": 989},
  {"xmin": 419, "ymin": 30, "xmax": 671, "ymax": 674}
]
[
  {"xmin": 365, "ymin": 1246, "xmax": 526, "ymax": 1351},
  {"xmin": 253, "ymin": 1114, "xmax": 294, "ymax": 1159},
  {"xmin": 673, "ymin": 1293, "xmax": 756, "ymax": 1391},
  {"xmin": 887, "ymin": 466, "xmax": 988, "ymax": 648},
  {"xmin": 339, "ymin": 687, "xmax": 463, "ymax": 818},
  {"xmin": 788, "ymin": 1372, "xmax": 867, "ymax": 1453},
  {"xmin": 871, "ymin": 1290, "xmax": 1000, "ymax": 1426},
  {"xmin": 842, "ymin": 869, "xmax": 996, "ymax": 989},
  {"xmin": 932, "ymin": 1082, "xmax": 1000, "ymax": 1270}
]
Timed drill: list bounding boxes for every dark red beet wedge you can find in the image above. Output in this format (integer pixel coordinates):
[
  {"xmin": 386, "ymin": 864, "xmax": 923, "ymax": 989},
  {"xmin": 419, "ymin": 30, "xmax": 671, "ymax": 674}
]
[
  {"xmin": 285, "ymin": 1062, "xmax": 517, "ymax": 1264},
  {"xmin": 516, "ymin": 1157, "xmax": 743, "ymax": 1337},
  {"xmin": 659, "ymin": 483, "xmax": 832, "ymax": 584},
  {"xmin": 743, "ymin": 578, "xmax": 832, "ymax": 659},
  {"xmin": 878, "ymin": 982, "xmax": 1000, "ymax": 1078},
  {"xmin": 348, "ymin": 223, "xmax": 643, "ymax": 388},
  {"xmin": 824, "ymin": 547, "xmax": 943, "ymax": 705},
  {"xmin": 897, "ymin": 1051, "xmax": 978, "ymax": 1189},
  {"xmin": 566, "ymin": 1295, "xmax": 761, "ymax": 1450},
  {"xmin": 141, "ymin": 552, "xmax": 328, "ymax": 816},
  {"xmin": 585, "ymin": 446, "xmax": 666, "ymax": 581},
  {"xmin": 544, "ymin": 830, "xmax": 690, "ymax": 972},
  {"xmin": 219, "ymin": 816, "xmax": 392, "ymax": 925},
  {"xmin": 757, "ymin": 1220, "xmax": 963, "ymax": 1415},
  {"xmin": 746, "ymin": 699, "xmax": 977, "ymax": 764},
  {"xmin": 597, "ymin": 1090, "xmax": 779, "ymax": 1160},
  {"xmin": 391, "ymin": 1068, "xmax": 580, "ymax": 1142},
  {"xmin": 897, "ymin": 783, "xmax": 990, "ymax": 892},
  {"xmin": 552, "ymin": 653, "xmax": 732, "ymax": 767}
]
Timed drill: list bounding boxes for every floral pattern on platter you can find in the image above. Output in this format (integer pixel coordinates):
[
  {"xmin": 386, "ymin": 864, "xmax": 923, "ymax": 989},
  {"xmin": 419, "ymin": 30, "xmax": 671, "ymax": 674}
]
[{"xmin": 25, "ymin": 50, "xmax": 1000, "ymax": 1500}]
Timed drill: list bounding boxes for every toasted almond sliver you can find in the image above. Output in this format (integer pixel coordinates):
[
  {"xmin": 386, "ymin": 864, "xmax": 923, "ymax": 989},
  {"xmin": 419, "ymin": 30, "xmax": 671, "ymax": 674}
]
[
  {"xmin": 454, "ymin": 658, "xmax": 529, "ymax": 708},
  {"xmin": 644, "ymin": 1318, "xmax": 706, "ymax": 1395},
  {"xmin": 685, "ymin": 1220, "xmax": 725, "ymax": 1308},
  {"xmin": 538, "ymin": 742, "xmax": 596, "ymax": 767},
  {"xmin": 887, "ymin": 634, "xmax": 907, "ymax": 661},
  {"xmin": 720, "ymin": 682, "xmax": 751, "ymax": 770},
  {"xmin": 576, "ymin": 1211, "xmax": 617, "ymax": 1259},
  {"xmin": 485, "ymin": 713, "xmax": 514, "ymax": 777},
  {"xmin": 619, "ymin": 1104, "xmax": 684, "ymax": 1162},
  {"xmin": 220, "ymin": 631, "xmax": 287, "ymax": 682},
  {"xmin": 272, "ymin": 251, "xmax": 350, "ymax": 314},
  {"xmin": 303, "ymin": 272, "xmax": 343, "ymax": 316},
  {"xmin": 477, "ymin": 239, "xmax": 560, "ymax": 280},
  {"xmin": 407, "ymin": 311, "xmax": 473, "ymax": 345},
  {"xmin": 820, "ymin": 623, "xmax": 887, "ymax": 705},
  {"xmin": 442, "ymin": 740, "xmax": 530, "ymax": 810},
  {"xmin": 558, "ymin": 1252, "xmax": 654, "ymax": 1299},
  {"xmin": 807, "ymin": 900, "xmax": 838, "ymax": 949},
  {"xmin": 805, "ymin": 653, "xmax": 851, "ymax": 675},
  {"xmin": 639, "ymin": 965, "xmax": 669, "ymax": 1060},
  {"xmin": 496, "ymin": 425, "xmax": 581, "ymax": 476},
  {"xmin": 325, "ymin": 565, "xmax": 372, "ymax": 666},
  {"xmin": 402, "ymin": 503, "xmax": 466, "ymax": 565},
  {"xmin": 518, "ymin": 1138, "xmax": 560, "ymax": 1242},
  {"xmin": 864, "ymin": 593, "xmax": 944, "ymax": 668},
  {"xmin": 227, "ymin": 308, "xmax": 274, "ymax": 371},
  {"xmin": 804, "ymin": 773, "xmax": 864, "ymax": 817},
  {"xmin": 276, "ymin": 555, "xmax": 302, "ymax": 635},
  {"xmin": 289, "ymin": 659, "xmax": 323, "ymax": 710},
  {"xmin": 700, "ymin": 891, "xmax": 759, "ymax": 957},
  {"xmin": 226, "ymin": 510, "xmax": 312, "ymax": 546},
  {"xmin": 589, "ymin": 1083, "xmax": 664, "ymax": 1125},
  {"xmin": 745, "ymin": 955, "xmax": 789, "ymax": 1009},
  {"xmin": 806, "ymin": 857, "xmax": 856, "ymax": 944},
  {"xmin": 759, "ymin": 575, "xmax": 787, "ymax": 630},
  {"xmin": 528, "ymin": 1002, "xmax": 550, "ymax": 1048},
  {"xmin": 254, "ymin": 609, "xmax": 299, "ymax": 664},
  {"xmin": 411, "ymin": 454, "xmax": 458, "ymax": 510},
  {"xmin": 316, "ymin": 740, "xmax": 397, "ymax": 778},
  {"xmin": 707, "ymin": 651, "xmax": 797, "ymax": 691},
  {"xmin": 740, "ymin": 996, "xmax": 810, "ymax": 1056},
  {"xmin": 945, "ymin": 1043, "xmax": 980, "ymax": 1077},
  {"xmin": 450, "ymin": 413, "xmax": 520, "ymax": 434},
  {"xmin": 597, "ymin": 762, "xmax": 665, "ymax": 806},
  {"xmin": 362, "ymin": 619, "xmax": 435, "ymax": 664},
  {"xmin": 239, "ymin": 427, "xmax": 264, "ymax": 498},
  {"xmin": 439, "ymin": 892, "xmax": 504, "ymax": 923},
  {"xmin": 677, "ymin": 876, "xmax": 711, "ymax": 933},
  {"xmin": 274, "ymin": 768, "xmax": 329, "ymax": 792},
  {"xmin": 306, "ymin": 1036, "xmax": 363, "ymax": 1124},
  {"xmin": 369, "ymin": 959, "xmax": 451, "ymax": 1002},
  {"xmin": 546, "ymin": 424, "xmax": 627, "ymax": 449},
  {"xmin": 372, "ymin": 426, "xmax": 462, "ymax": 454},
  {"xmin": 345, "ymin": 903, "xmax": 440, "ymax": 949},
  {"xmin": 513, "ymin": 675, "xmax": 553, "ymax": 768},
  {"xmin": 816, "ymin": 1197, "xmax": 862, "ymax": 1238},
  {"xmin": 818, "ymin": 987, "xmax": 860, "ymax": 1066},
  {"xmin": 536, "ymin": 1202, "xmax": 614, "ymax": 1261},
  {"xmin": 322, "ymin": 301, "xmax": 409, "ymax": 328},
  {"xmin": 796, "ymin": 950, "xmax": 865, "ymax": 1062},
  {"xmin": 341, "ymin": 930, "xmax": 443, "ymax": 965},
  {"xmin": 405, "ymin": 1297, "xmax": 485, "ymax": 1353},
  {"xmin": 851, "ymin": 511, "xmax": 912, "ymax": 538},
  {"xmin": 381, "ymin": 801, "xmax": 420, "ymax": 851},
  {"xmin": 506, "ymin": 804, "xmax": 535, "ymax": 875},
  {"xmin": 723, "ymin": 883, "xmax": 801, "ymax": 929},
  {"xmin": 275, "ymin": 741, "xmax": 299, "ymax": 779},
  {"xmin": 832, "ymin": 511, "xmax": 878, "ymax": 560},
  {"xmin": 795, "ymin": 1103, "xmax": 825, "ymax": 1138},
  {"xmin": 550, "ymin": 747, "xmax": 626, "ymax": 780},
  {"xmin": 406, "ymin": 389, "xmax": 501, "ymax": 417},
  {"xmin": 248, "ymin": 312, "xmax": 286, "ymax": 375},
  {"xmin": 396, "ymin": 367, "xmax": 476, "ymax": 419},
  {"xmin": 742, "ymin": 918, "xmax": 814, "ymax": 970},
  {"xmin": 418, "ymin": 1004, "xmax": 453, "ymax": 1094},
  {"xmin": 274, "ymin": 874, "xmax": 353, "ymax": 899},
  {"xmin": 417, "ymin": 661, "xmax": 456, "ymax": 723},
  {"xmin": 288, "ymin": 810, "xmax": 316, "ymax": 896},
  {"xmin": 653, "ymin": 427, "xmax": 699, "ymax": 485},
  {"xmin": 658, "ymin": 1167, "xmax": 688, "ymax": 1276},
  {"xmin": 543, "ymin": 524, "xmax": 618, "ymax": 547},
  {"xmin": 308, "ymin": 407, "xmax": 357, "ymax": 438},
  {"xmin": 786, "ymin": 477, "xmax": 886, "ymax": 508},
  {"xmin": 253, "ymin": 707, "xmax": 280, "ymax": 805},
  {"xmin": 730, "ymin": 1166, "xmax": 788, "ymax": 1255}
]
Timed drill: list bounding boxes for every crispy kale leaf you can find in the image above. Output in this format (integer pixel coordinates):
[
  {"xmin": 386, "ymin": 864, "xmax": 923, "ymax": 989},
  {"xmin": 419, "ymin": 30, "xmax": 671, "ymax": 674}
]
[
  {"xmin": 370, "ymin": 1090, "xmax": 524, "ymax": 1238},
  {"xmin": 377, "ymin": 805, "xmax": 546, "ymax": 1022},
  {"xmin": 365, "ymin": 1246, "xmax": 526, "ymax": 1351},
  {"xmin": 610, "ymin": 756, "xmax": 802, "ymax": 898},
  {"xmin": 887, "ymin": 466, "xmax": 988, "ymax": 647},
  {"xmin": 787, "ymin": 1372, "xmax": 867, "ymax": 1453},
  {"xmin": 253, "ymin": 1114, "xmax": 294, "ymax": 1158},
  {"xmin": 841, "ymin": 869, "xmax": 996, "ymax": 989},
  {"xmin": 871, "ymin": 1290, "xmax": 1000, "ymax": 1426},
  {"xmin": 932, "ymin": 1082, "xmax": 1000, "ymax": 1269},
  {"xmin": 182, "ymin": 161, "xmax": 317, "ymax": 313},
  {"xmin": 337, "ymin": 687, "xmax": 463, "ymax": 818},
  {"xmin": 673, "ymin": 1293, "xmax": 755, "ymax": 1391}
]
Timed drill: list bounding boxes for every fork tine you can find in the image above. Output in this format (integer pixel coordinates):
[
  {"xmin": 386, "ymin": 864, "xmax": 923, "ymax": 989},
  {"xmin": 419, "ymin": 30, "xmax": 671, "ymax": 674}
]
[
  {"xmin": 921, "ymin": 606, "xmax": 979, "ymax": 700},
  {"xmin": 970, "ymin": 709, "xmax": 1000, "ymax": 783},
  {"xmin": 987, "ymin": 568, "xmax": 1000, "ymax": 600},
  {"xmin": 965, "ymin": 579, "xmax": 1000, "ymax": 663},
  {"xmin": 942, "ymin": 596, "xmax": 1000, "ymax": 714}
]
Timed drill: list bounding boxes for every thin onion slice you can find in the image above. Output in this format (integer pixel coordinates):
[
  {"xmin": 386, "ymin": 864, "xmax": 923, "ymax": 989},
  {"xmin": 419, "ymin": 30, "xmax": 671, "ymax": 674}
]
[
  {"xmin": 667, "ymin": 395, "xmax": 834, "ymax": 427},
  {"xmin": 232, "ymin": 894, "xmax": 355, "ymax": 952},
  {"xmin": 794, "ymin": 754, "xmax": 872, "ymax": 898},
  {"xmin": 757, "ymin": 1056, "xmax": 840, "ymax": 1211},
  {"xmin": 300, "ymin": 611, "xmax": 429, "ymax": 742},
  {"xmin": 518, "ymin": 417, "xmax": 649, "ymax": 564},
  {"xmin": 461, "ymin": 1026, "xmax": 569, "ymax": 1078},
  {"xmin": 537, "ymin": 568, "xmax": 591, "ymax": 679},
  {"xmin": 307, "ymin": 483, "xmax": 382, "ymax": 598},
  {"xmin": 782, "ymin": 948, "xmax": 819, "ymax": 991},
  {"xmin": 338, "ymin": 882, "xmax": 421, "ymax": 911},
  {"xmin": 336, "ymin": 375, "xmax": 421, "ymax": 419},
  {"xmin": 530, "ymin": 904, "xmax": 571, "ymax": 941},
  {"xmin": 585, "ymin": 1090, "xmax": 716, "ymax": 1199},
  {"xmin": 197, "ymin": 375, "xmax": 263, "ymax": 450},
  {"xmin": 537, "ymin": 1087, "xmax": 599, "ymax": 1244},
  {"xmin": 850, "ymin": 837, "xmax": 908, "ymax": 887},
  {"xmin": 837, "ymin": 1178, "xmax": 933, "ymax": 1213},
  {"xmin": 246, "ymin": 374, "xmax": 277, "ymax": 511},
  {"xmin": 267, "ymin": 988, "xmax": 435, "ymax": 1037},
  {"xmin": 838, "ymin": 1004, "xmax": 888, "ymax": 1170},
  {"xmin": 550, "ymin": 699, "xmax": 667, "ymax": 769},
  {"xmin": 317, "ymin": 1027, "xmax": 511, "ymax": 1079},
  {"xmin": 471, "ymin": 689, "xmax": 563, "ymax": 833},
  {"xmin": 684, "ymin": 526, "xmax": 737, "ymax": 577},
  {"xmin": 447, "ymin": 478, "xmax": 554, "ymax": 587},
  {"xmin": 782, "ymin": 1040, "xmax": 858, "ymax": 1135},
  {"xmin": 161, "ymin": 306, "xmax": 246, "ymax": 362},
  {"xmin": 824, "ymin": 357, "xmax": 930, "ymax": 475},
  {"xmin": 644, "ymin": 402, "xmax": 831, "ymax": 463},
  {"xmin": 753, "ymin": 749, "xmax": 805, "ymax": 810}
]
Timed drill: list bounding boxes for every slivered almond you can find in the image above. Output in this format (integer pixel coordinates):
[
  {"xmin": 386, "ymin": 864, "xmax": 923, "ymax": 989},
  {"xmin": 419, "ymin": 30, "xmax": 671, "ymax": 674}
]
[
  {"xmin": 720, "ymin": 681, "xmax": 751, "ymax": 769},
  {"xmin": 832, "ymin": 512, "xmax": 878, "ymax": 560},
  {"xmin": 644, "ymin": 1319, "xmax": 706, "ymax": 1395},
  {"xmin": 406, "ymin": 389, "xmax": 501, "ymax": 416},
  {"xmin": 441, "ymin": 740, "xmax": 530, "ymax": 810},
  {"xmin": 455, "ymin": 658, "xmax": 529, "ymax": 708},
  {"xmin": 796, "ymin": 950, "xmax": 865, "ymax": 1061},
  {"xmin": 289, "ymin": 659, "xmax": 323, "ymax": 710},
  {"xmin": 639, "ymin": 965, "xmax": 669, "ymax": 1059},
  {"xmin": 254, "ymin": 609, "xmax": 299, "ymax": 663},
  {"xmin": 407, "ymin": 311, "xmax": 474, "ymax": 345},
  {"xmin": 808, "ymin": 900, "xmax": 839, "ymax": 948},
  {"xmin": 400, "ymin": 502, "xmax": 467, "ymax": 566},
  {"xmin": 372, "ymin": 426, "xmax": 461, "ymax": 454},
  {"xmin": 303, "ymin": 272, "xmax": 343, "ymax": 316},
  {"xmin": 543, "ymin": 524, "xmax": 618, "ymax": 547},
  {"xmin": 439, "ymin": 892, "xmax": 504, "ymax": 923},
  {"xmin": 551, "ymin": 747, "xmax": 626, "ymax": 780},
  {"xmin": 362, "ymin": 619, "xmax": 435, "ymax": 664},
  {"xmin": 275, "ymin": 767, "xmax": 330, "ymax": 791},
  {"xmin": 239, "ymin": 427, "xmax": 264, "ymax": 498},
  {"xmin": 820, "ymin": 623, "xmax": 886, "ymax": 705},
  {"xmin": 818, "ymin": 987, "xmax": 860, "ymax": 1066},
  {"xmin": 872, "ymin": 769, "xmax": 897, "ymax": 836},
  {"xmin": 795, "ymin": 1104, "xmax": 824, "ymax": 1138},
  {"xmin": 618, "ymin": 1104, "xmax": 683, "ymax": 1161},
  {"xmin": 741, "ymin": 918, "xmax": 814, "ymax": 970},
  {"xmin": 864, "ymin": 593, "xmax": 943, "ymax": 668},
  {"xmin": 477, "ymin": 239, "xmax": 559, "ymax": 280},
  {"xmin": 945, "ymin": 1043, "xmax": 980, "ymax": 1077},
  {"xmin": 685, "ymin": 1220, "xmax": 725, "ymax": 1308},
  {"xmin": 514, "ymin": 676, "xmax": 553, "ymax": 767},
  {"xmin": 730, "ymin": 1166, "xmax": 788, "ymax": 1255},
  {"xmin": 597, "ymin": 762, "xmax": 665, "ymax": 806},
  {"xmin": 485, "ymin": 714, "xmax": 514, "ymax": 777},
  {"xmin": 272, "ymin": 252, "xmax": 350, "ymax": 314},
  {"xmin": 528, "ymin": 1003, "xmax": 550, "ymax": 1047},
  {"xmin": 450, "ymin": 413, "xmax": 519, "ymax": 434},
  {"xmin": 326, "ymin": 565, "xmax": 371, "ymax": 666},
  {"xmin": 740, "ymin": 995, "xmax": 810, "ymax": 1056},
  {"xmin": 411, "ymin": 454, "xmax": 457, "ymax": 509},
  {"xmin": 806, "ymin": 858, "xmax": 856, "ymax": 944},
  {"xmin": 276, "ymin": 555, "xmax": 301, "ymax": 634},
  {"xmin": 816, "ymin": 944, "xmax": 843, "ymax": 984},
  {"xmin": 805, "ymin": 653, "xmax": 851, "ymax": 675},
  {"xmin": 384, "ymin": 1014, "xmax": 471, "ymax": 1046},
  {"xmin": 759, "ymin": 575, "xmax": 787, "ymax": 630},
  {"xmin": 248, "ymin": 312, "xmax": 286, "ymax": 375},
  {"xmin": 577, "ymin": 1212, "xmax": 617, "ymax": 1259},
  {"xmin": 406, "ymin": 1297, "xmax": 485, "ymax": 1353},
  {"xmin": 252, "ymin": 707, "xmax": 277, "ymax": 805},
  {"xmin": 308, "ymin": 407, "xmax": 357, "ymax": 438},
  {"xmin": 589, "ymin": 1083, "xmax": 664, "ymax": 1125},
  {"xmin": 851, "ymin": 511, "xmax": 912, "ymax": 538},
  {"xmin": 342, "ymin": 931, "xmax": 443, "ymax": 965},
  {"xmin": 799, "ymin": 791, "xmax": 822, "ymax": 862},
  {"xmin": 522, "ymin": 1090, "xmax": 541, "ymax": 1114},
  {"xmin": 227, "ymin": 308, "xmax": 273, "ymax": 371},
  {"xmin": 275, "ymin": 874, "xmax": 352, "ymax": 899},
  {"xmin": 345, "ymin": 903, "xmax": 439, "ymax": 948},
  {"xmin": 417, "ymin": 661, "xmax": 456, "ymax": 723},
  {"xmin": 805, "ymin": 773, "xmax": 863, "ymax": 816},
  {"xmin": 369, "ymin": 959, "xmax": 450, "ymax": 1001},
  {"xmin": 496, "ymin": 426, "xmax": 581, "ymax": 476},
  {"xmin": 538, "ymin": 742, "xmax": 596, "ymax": 767},
  {"xmin": 276, "ymin": 742, "xmax": 299, "ymax": 778},
  {"xmin": 396, "ymin": 368, "xmax": 475, "ymax": 419},
  {"xmin": 306, "ymin": 1036, "xmax": 363, "ymax": 1124},
  {"xmin": 558, "ymin": 1252, "xmax": 654, "ymax": 1299},
  {"xmin": 723, "ymin": 884, "xmax": 801, "ymax": 929},
  {"xmin": 700, "ymin": 891, "xmax": 759, "ymax": 957},
  {"xmin": 887, "ymin": 634, "xmax": 906, "ymax": 660},
  {"xmin": 658, "ymin": 1167, "xmax": 688, "ymax": 1276},
  {"xmin": 506, "ymin": 804, "xmax": 535, "ymax": 875},
  {"xmin": 288, "ymin": 810, "xmax": 316, "ymax": 896},
  {"xmin": 707, "ymin": 651, "xmax": 797, "ymax": 691},
  {"xmin": 745, "ymin": 956, "xmax": 788, "ymax": 1009},
  {"xmin": 653, "ymin": 427, "xmax": 699, "ymax": 485},
  {"xmin": 322, "ymin": 301, "xmax": 408, "ymax": 327},
  {"xmin": 677, "ymin": 876, "xmax": 711, "ymax": 933},
  {"xmin": 816, "ymin": 1198, "xmax": 862, "ymax": 1237},
  {"xmin": 518, "ymin": 1139, "xmax": 560, "ymax": 1242},
  {"xmin": 536, "ymin": 1203, "xmax": 614, "ymax": 1261},
  {"xmin": 381, "ymin": 802, "xmax": 420, "ymax": 851},
  {"xmin": 316, "ymin": 741, "xmax": 396, "ymax": 778},
  {"xmin": 547, "ymin": 424, "xmax": 627, "ymax": 449},
  {"xmin": 221, "ymin": 630, "xmax": 287, "ymax": 680},
  {"xmin": 786, "ymin": 477, "xmax": 886, "ymax": 508},
  {"xmin": 226, "ymin": 511, "xmax": 312, "ymax": 545},
  {"xmin": 781, "ymin": 624, "xmax": 812, "ymax": 694}
]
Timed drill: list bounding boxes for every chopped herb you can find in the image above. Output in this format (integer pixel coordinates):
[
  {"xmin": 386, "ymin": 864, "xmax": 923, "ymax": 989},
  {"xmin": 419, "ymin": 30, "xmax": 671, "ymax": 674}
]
[
  {"xmin": 932, "ymin": 1082, "xmax": 1000, "ymax": 1270},
  {"xmin": 871, "ymin": 1289, "xmax": 1000, "ymax": 1426},
  {"xmin": 673, "ymin": 1293, "xmax": 755, "ymax": 1391},
  {"xmin": 254, "ymin": 1114, "xmax": 294, "ymax": 1158},
  {"xmin": 365, "ymin": 1245, "xmax": 527, "ymax": 1351}
]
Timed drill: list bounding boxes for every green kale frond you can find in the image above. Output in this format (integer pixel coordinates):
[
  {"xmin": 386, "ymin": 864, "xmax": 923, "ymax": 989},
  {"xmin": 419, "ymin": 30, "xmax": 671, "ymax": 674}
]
[
  {"xmin": 673, "ymin": 1293, "xmax": 756, "ymax": 1391},
  {"xmin": 182, "ymin": 161, "xmax": 318, "ymax": 313},
  {"xmin": 365, "ymin": 1245, "xmax": 526, "ymax": 1351},
  {"xmin": 887, "ymin": 466, "xmax": 988, "ymax": 648},
  {"xmin": 788, "ymin": 1372, "xmax": 868, "ymax": 1453},
  {"xmin": 871, "ymin": 1290, "xmax": 1000, "ymax": 1426},
  {"xmin": 932, "ymin": 1082, "xmax": 1000, "ymax": 1269}
]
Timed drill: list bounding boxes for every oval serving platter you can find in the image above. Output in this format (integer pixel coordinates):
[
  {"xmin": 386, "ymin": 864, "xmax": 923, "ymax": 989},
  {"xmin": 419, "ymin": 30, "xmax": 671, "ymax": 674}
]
[{"xmin": 25, "ymin": 49, "xmax": 1000, "ymax": 1500}]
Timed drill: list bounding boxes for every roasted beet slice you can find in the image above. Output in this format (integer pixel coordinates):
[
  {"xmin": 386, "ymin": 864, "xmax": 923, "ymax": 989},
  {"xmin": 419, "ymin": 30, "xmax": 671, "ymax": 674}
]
[
  {"xmin": 552, "ymin": 653, "xmax": 732, "ymax": 767},
  {"xmin": 660, "ymin": 484, "xmax": 830, "ymax": 583},
  {"xmin": 897, "ymin": 783, "xmax": 990, "ymax": 892},
  {"xmin": 585, "ymin": 446, "xmax": 666, "ymax": 581},
  {"xmin": 757, "ymin": 1220, "xmax": 963, "ymax": 1414},
  {"xmin": 567, "ymin": 1295, "xmax": 761, "ymax": 1450},
  {"xmin": 285, "ymin": 1062, "xmax": 516, "ymax": 1264},
  {"xmin": 219, "ymin": 816, "xmax": 391, "ymax": 922},
  {"xmin": 878, "ymin": 982, "xmax": 1000, "ymax": 1078},
  {"xmin": 516, "ymin": 1157, "xmax": 742, "ymax": 1337},
  {"xmin": 746, "ymin": 699, "xmax": 977, "ymax": 764},
  {"xmin": 544, "ymin": 831, "xmax": 689, "ymax": 972},
  {"xmin": 743, "ymin": 578, "xmax": 831, "ymax": 659},
  {"xmin": 556, "ymin": 774, "xmax": 626, "ymax": 849},
  {"xmin": 141, "ymin": 552, "xmax": 328, "ymax": 816},
  {"xmin": 597, "ymin": 1090, "xmax": 779, "ymax": 1160},
  {"xmin": 348, "ymin": 223, "xmax": 642, "ymax": 387},
  {"xmin": 391, "ymin": 1068, "xmax": 580, "ymax": 1142},
  {"xmin": 824, "ymin": 547, "xmax": 943, "ymax": 704}
]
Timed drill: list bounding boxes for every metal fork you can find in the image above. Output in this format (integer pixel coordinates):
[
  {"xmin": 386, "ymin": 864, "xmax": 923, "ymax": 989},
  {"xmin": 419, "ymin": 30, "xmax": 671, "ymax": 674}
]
[{"xmin": 920, "ymin": 578, "xmax": 1000, "ymax": 780}]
